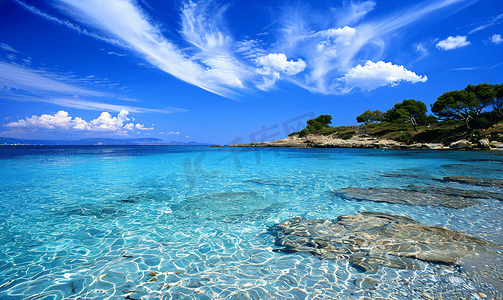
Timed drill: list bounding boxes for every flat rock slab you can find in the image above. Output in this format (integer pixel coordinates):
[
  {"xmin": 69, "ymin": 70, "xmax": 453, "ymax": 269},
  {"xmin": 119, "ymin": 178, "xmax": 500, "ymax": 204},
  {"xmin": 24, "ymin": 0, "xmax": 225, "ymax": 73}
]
[
  {"xmin": 439, "ymin": 176, "xmax": 503, "ymax": 188},
  {"xmin": 330, "ymin": 186, "xmax": 489, "ymax": 208},
  {"xmin": 407, "ymin": 185, "xmax": 503, "ymax": 201},
  {"xmin": 270, "ymin": 212, "xmax": 501, "ymax": 273}
]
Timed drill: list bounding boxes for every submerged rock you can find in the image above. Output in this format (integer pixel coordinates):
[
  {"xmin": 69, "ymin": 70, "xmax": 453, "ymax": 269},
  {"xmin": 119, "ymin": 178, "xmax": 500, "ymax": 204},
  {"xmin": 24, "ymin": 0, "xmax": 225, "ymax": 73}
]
[
  {"xmin": 246, "ymin": 179, "xmax": 295, "ymax": 187},
  {"xmin": 355, "ymin": 277, "xmax": 380, "ymax": 290},
  {"xmin": 408, "ymin": 185, "xmax": 503, "ymax": 201},
  {"xmin": 270, "ymin": 212, "xmax": 501, "ymax": 273},
  {"xmin": 50, "ymin": 202, "xmax": 125, "ymax": 219},
  {"xmin": 439, "ymin": 176, "xmax": 503, "ymax": 188},
  {"xmin": 120, "ymin": 193, "xmax": 172, "ymax": 204},
  {"xmin": 171, "ymin": 192, "xmax": 284, "ymax": 221},
  {"xmin": 330, "ymin": 186, "xmax": 485, "ymax": 208}
]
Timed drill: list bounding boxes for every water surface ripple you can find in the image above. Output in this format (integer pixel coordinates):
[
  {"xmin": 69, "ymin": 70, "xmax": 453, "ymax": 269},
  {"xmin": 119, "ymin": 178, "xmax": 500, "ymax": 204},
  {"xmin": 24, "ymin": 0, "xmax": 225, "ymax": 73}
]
[{"xmin": 0, "ymin": 146, "xmax": 502, "ymax": 299}]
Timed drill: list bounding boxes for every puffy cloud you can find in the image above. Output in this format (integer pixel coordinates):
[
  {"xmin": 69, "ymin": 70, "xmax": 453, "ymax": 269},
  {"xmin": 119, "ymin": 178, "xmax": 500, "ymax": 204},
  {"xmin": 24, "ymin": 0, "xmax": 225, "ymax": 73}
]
[
  {"xmin": 255, "ymin": 53, "xmax": 306, "ymax": 90},
  {"xmin": 256, "ymin": 53, "xmax": 307, "ymax": 76},
  {"xmin": 6, "ymin": 111, "xmax": 74, "ymax": 130},
  {"xmin": 492, "ymin": 34, "xmax": 503, "ymax": 44},
  {"xmin": 272, "ymin": 0, "xmax": 460, "ymax": 94},
  {"xmin": 436, "ymin": 36, "xmax": 470, "ymax": 50},
  {"xmin": 89, "ymin": 109, "xmax": 130, "ymax": 132},
  {"xmin": 5, "ymin": 109, "xmax": 153, "ymax": 134},
  {"xmin": 338, "ymin": 61, "xmax": 427, "ymax": 91},
  {"xmin": 134, "ymin": 123, "xmax": 153, "ymax": 131},
  {"xmin": 124, "ymin": 123, "xmax": 135, "ymax": 131}
]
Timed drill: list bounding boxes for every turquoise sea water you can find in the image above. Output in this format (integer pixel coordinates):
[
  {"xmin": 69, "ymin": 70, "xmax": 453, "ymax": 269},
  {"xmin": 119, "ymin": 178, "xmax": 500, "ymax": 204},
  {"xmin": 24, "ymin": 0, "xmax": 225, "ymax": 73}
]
[{"xmin": 0, "ymin": 146, "xmax": 502, "ymax": 299}]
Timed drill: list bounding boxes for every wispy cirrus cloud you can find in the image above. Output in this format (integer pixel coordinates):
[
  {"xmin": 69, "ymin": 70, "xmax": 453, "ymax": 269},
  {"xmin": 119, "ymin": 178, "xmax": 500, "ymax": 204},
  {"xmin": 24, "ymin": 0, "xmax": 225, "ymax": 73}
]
[
  {"xmin": 39, "ymin": 98, "xmax": 186, "ymax": 114},
  {"xmin": 13, "ymin": 0, "xmax": 125, "ymax": 48},
  {"xmin": 17, "ymin": 0, "xmax": 476, "ymax": 96},
  {"xmin": 0, "ymin": 50, "xmax": 185, "ymax": 114},
  {"xmin": 55, "ymin": 0, "xmax": 251, "ymax": 97},
  {"xmin": 0, "ymin": 43, "xmax": 19, "ymax": 53},
  {"xmin": 0, "ymin": 60, "xmax": 110, "ymax": 98},
  {"xmin": 451, "ymin": 67, "xmax": 477, "ymax": 70},
  {"xmin": 468, "ymin": 13, "xmax": 503, "ymax": 34}
]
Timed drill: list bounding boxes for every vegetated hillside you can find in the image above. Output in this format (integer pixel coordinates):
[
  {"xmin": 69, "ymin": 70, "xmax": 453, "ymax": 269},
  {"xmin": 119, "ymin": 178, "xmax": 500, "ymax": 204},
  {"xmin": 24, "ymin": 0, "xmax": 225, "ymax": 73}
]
[
  {"xmin": 288, "ymin": 82, "xmax": 503, "ymax": 146},
  {"xmin": 293, "ymin": 120, "xmax": 503, "ymax": 145}
]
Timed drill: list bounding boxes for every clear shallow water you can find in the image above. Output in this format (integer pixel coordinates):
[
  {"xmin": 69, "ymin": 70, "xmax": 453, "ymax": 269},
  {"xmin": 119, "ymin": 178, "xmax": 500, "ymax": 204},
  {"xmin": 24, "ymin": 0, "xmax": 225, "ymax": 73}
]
[{"xmin": 0, "ymin": 146, "xmax": 502, "ymax": 299}]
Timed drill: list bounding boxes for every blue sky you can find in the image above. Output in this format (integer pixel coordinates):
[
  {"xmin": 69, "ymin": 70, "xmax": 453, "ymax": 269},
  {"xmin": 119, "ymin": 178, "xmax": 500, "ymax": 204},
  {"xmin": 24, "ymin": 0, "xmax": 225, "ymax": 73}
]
[{"xmin": 0, "ymin": 0, "xmax": 502, "ymax": 144}]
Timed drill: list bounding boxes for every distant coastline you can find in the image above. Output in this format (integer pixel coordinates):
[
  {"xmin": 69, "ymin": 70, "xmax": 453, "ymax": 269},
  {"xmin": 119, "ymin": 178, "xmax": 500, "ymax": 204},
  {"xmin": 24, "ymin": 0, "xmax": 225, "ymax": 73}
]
[{"xmin": 0, "ymin": 137, "xmax": 210, "ymax": 146}]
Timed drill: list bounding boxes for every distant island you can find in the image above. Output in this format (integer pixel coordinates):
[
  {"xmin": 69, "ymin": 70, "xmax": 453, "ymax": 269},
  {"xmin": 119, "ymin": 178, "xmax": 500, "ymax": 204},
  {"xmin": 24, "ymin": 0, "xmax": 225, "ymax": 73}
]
[
  {"xmin": 0, "ymin": 137, "xmax": 210, "ymax": 146},
  {"xmin": 234, "ymin": 83, "xmax": 503, "ymax": 150}
]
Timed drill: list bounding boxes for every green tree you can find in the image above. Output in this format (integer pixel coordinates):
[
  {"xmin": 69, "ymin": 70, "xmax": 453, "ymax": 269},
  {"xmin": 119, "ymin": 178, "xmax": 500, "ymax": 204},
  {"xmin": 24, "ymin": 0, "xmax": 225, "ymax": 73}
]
[
  {"xmin": 306, "ymin": 115, "xmax": 332, "ymax": 131},
  {"xmin": 384, "ymin": 99, "xmax": 427, "ymax": 131},
  {"xmin": 431, "ymin": 88, "xmax": 486, "ymax": 129},
  {"xmin": 356, "ymin": 110, "xmax": 385, "ymax": 124},
  {"xmin": 490, "ymin": 84, "xmax": 503, "ymax": 118}
]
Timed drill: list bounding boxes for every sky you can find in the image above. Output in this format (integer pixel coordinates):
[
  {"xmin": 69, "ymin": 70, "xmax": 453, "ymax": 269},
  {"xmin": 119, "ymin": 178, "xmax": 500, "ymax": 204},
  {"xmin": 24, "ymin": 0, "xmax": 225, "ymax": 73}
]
[{"xmin": 0, "ymin": 0, "xmax": 502, "ymax": 144}]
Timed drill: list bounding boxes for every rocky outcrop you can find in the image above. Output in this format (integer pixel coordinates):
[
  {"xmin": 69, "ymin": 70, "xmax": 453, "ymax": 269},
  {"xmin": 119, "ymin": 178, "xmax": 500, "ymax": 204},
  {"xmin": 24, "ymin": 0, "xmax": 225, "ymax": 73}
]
[
  {"xmin": 329, "ymin": 186, "xmax": 492, "ymax": 208},
  {"xmin": 231, "ymin": 134, "xmax": 406, "ymax": 149},
  {"xmin": 270, "ymin": 212, "xmax": 502, "ymax": 273},
  {"xmin": 449, "ymin": 139, "xmax": 474, "ymax": 149},
  {"xmin": 231, "ymin": 132, "xmax": 503, "ymax": 150},
  {"xmin": 478, "ymin": 139, "xmax": 490, "ymax": 149}
]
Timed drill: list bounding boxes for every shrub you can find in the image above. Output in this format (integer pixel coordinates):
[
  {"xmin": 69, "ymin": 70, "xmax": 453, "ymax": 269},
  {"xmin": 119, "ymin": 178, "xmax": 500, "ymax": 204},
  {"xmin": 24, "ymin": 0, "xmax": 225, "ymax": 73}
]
[
  {"xmin": 395, "ymin": 132, "xmax": 409, "ymax": 143},
  {"xmin": 341, "ymin": 133, "xmax": 353, "ymax": 140}
]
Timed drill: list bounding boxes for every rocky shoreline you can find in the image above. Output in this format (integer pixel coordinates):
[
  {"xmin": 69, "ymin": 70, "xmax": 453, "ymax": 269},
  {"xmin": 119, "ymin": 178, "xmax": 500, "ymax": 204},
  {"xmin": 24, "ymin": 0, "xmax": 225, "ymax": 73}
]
[{"xmin": 229, "ymin": 134, "xmax": 503, "ymax": 150}]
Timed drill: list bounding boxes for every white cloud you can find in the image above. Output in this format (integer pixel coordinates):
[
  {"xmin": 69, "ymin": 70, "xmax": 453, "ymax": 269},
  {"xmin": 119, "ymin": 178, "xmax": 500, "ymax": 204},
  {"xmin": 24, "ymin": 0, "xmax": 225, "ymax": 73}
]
[
  {"xmin": 255, "ymin": 53, "xmax": 306, "ymax": 90},
  {"xmin": 0, "ymin": 43, "xmax": 19, "ymax": 53},
  {"xmin": 469, "ymin": 14, "xmax": 503, "ymax": 34},
  {"xmin": 108, "ymin": 52, "xmax": 127, "ymax": 56},
  {"xmin": 436, "ymin": 36, "xmax": 471, "ymax": 50},
  {"xmin": 124, "ymin": 123, "xmax": 135, "ymax": 131},
  {"xmin": 492, "ymin": 34, "xmax": 503, "ymax": 44},
  {"xmin": 40, "ymin": 98, "xmax": 185, "ymax": 114},
  {"xmin": 338, "ymin": 61, "xmax": 427, "ymax": 91},
  {"xmin": 415, "ymin": 44, "xmax": 428, "ymax": 59},
  {"xmin": 13, "ymin": 0, "xmax": 124, "ymax": 47},
  {"xmin": 17, "ymin": 0, "xmax": 467, "ymax": 96},
  {"xmin": 134, "ymin": 123, "xmax": 153, "ymax": 131},
  {"xmin": 166, "ymin": 131, "xmax": 180, "ymax": 135},
  {"xmin": 56, "ymin": 0, "xmax": 251, "ymax": 97},
  {"xmin": 271, "ymin": 0, "xmax": 462, "ymax": 94},
  {"xmin": 0, "ymin": 61, "xmax": 185, "ymax": 114},
  {"xmin": 89, "ymin": 110, "xmax": 130, "ymax": 132},
  {"xmin": 6, "ymin": 111, "xmax": 74, "ymax": 130},
  {"xmin": 5, "ymin": 109, "xmax": 154, "ymax": 134},
  {"xmin": 0, "ymin": 61, "xmax": 108, "ymax": 97},
  {"xmin": 256, "ymin": 53, "xmax": 306, "ymax": 76}
]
